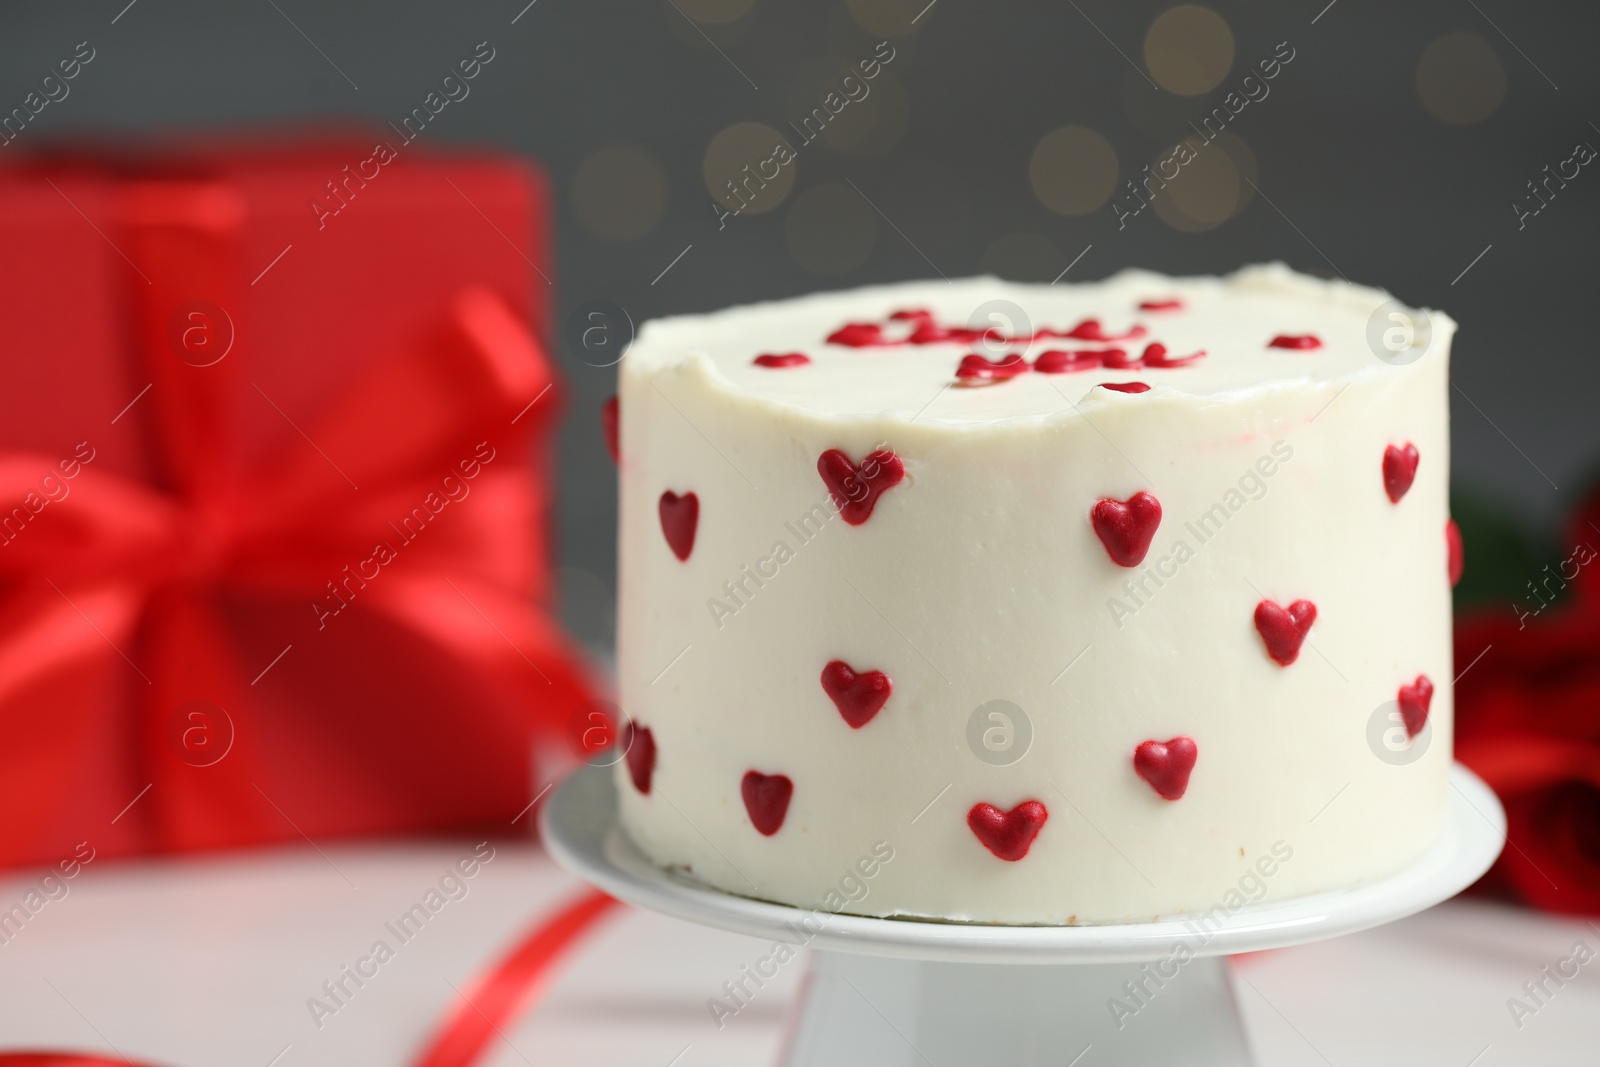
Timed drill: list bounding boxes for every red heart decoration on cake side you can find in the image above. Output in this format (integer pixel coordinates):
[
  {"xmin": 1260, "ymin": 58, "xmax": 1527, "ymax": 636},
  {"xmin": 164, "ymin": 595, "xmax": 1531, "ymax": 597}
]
[
  {"xmin": 1091, "ymin": 491, "xmax": 1163, "ymax": 567},
  {"xmin": 1134, "ymin": 736, "xmax": 1198, "ymax": 800},
  {"xmin": 1268, "ymin": 333, "xmax": 1322, "ymax": 350},
  {"xmin": 818, "ymin": 448, "xmax": 905, "ymax": 526},
  {"xmin": 1383, "ymin": 443, "xmax": 1419, "ymax": 503},
  {"xmin": 658, "ymin": 491, "xmax": 699, "ymax": 561},
  {"xmin": 967, "ymin": 801, "xmax": 1048, "ymax": 862},
  {"xmin": 820, "ymin": 660, "xmax": 892, "ymax": 729},
  {"xmin": 625, "ymin": 722, "xmax": 656, "ymax": 794},
  {"xmin": 741, "ymin": 771, "xmax": 793, "ymax": 836},
  {"xmin": 1447, "ymin": 519, "xmax": 1464, "ymax": 587},
  {"xmin": 601, "ymin": 395, "xmax": 620, "ymax": 464},
  {"xmin": 1397, "ymin": 675, "xmax": 1434, "ymax": 738},
  {"xmin": 1254, "ymin": 598, "xmax": 1317, "ymax": 666}
]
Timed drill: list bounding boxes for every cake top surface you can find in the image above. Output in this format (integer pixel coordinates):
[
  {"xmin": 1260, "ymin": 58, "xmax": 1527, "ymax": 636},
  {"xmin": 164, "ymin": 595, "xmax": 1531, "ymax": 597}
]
[{"xmin": 626, "ymin": 264, "xmax": 1455, "ymax": 425}]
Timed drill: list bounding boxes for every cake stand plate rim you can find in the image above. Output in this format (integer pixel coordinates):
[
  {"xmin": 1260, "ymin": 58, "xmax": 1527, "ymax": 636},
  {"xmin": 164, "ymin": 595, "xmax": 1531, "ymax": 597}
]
[{"xmin": 539, "ymin": 762, "xmax": 1504, "ymax": 964}]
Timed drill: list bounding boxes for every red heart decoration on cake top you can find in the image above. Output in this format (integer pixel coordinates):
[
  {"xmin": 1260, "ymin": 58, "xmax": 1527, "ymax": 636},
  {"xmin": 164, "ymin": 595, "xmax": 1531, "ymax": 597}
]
[
  {"xmin": 955, "ymin": 353, "xmax": 1029, "ymax": 383},
  {"xmin": 1254, "ymin": 598, "xmax": 1317, "ymax": 666},
  {"xmin": 827, "ymin": 322, "xmax": 889, "ymax": 347},
  {"xmin": 658, "ymin": 491, "xmax": 699, "ymax": 561},
  {"xmin": 889, "ymin": 308, "xmax": 934, "ymax": 322},
  {"xmin": 1133, "ymin": 736, "xmax": 1198, "ymax": 800},
  {"xmin": 1098, "ymin": 347, "xmax": 1141, "ymax": 369},
  {"xmin": 1139, "ymin": 298, "xmax": 1184, "ymax": 312},
  {"xmin": 1383, "ymin": 443, "xmax": 1419, "ymax": 503},
  {"xmin": 1033, "ymin": 349, "xmax": 1102, "ymax": 374},
  {"xmin": 601, "ymin": 395, "xmax": 620, "ymax": 464},
  {"xmin": 1100, "ymin": 381, "xmax": 1150, "ymax": 394},
  {"xmin": 818, "ymin": 448, "xmax": 905, "ymax": 526},
  {"xmin": 754, "ymin": 352, "xmax": 811, "ymax": 368},
  {"xmin": 820, "ymin": 660, "xmax": 892, "ymax": 728},
  {"xmin": 625, "ymin": 722, "xmax": 656, "ymax": 794},
  {"xmin": 741, "ymin": 771, "xmax": 793, "ymax": 836},
  {"xmin": 1091, "ymin": 492, "xmax": 1163, "ymax": 567},
  {"xmin": 1268, "ymin": 334, "xmax": 1322, "ymax": 350},
  {"xmin": 909, "ymin": 320, "xmax": 966, "ymax": 345},
  {"xmin": 967, "ymin": 801, "xmax": 1048, "ymax": 862},
  {"xmin": 1397, "ymin": 675, "xmax": 1434, "ymax": 738},
  {"xmin": 1447, "ymin": 519, "xmax": 1464, "ymax": 587},
  {"xmin": 1141, "ymin": 342, "xmax": 1206, "ymax": 368},
  {"xmin": 1063, "ymin": 318, "xmax": 1147, "ymax": 342}
]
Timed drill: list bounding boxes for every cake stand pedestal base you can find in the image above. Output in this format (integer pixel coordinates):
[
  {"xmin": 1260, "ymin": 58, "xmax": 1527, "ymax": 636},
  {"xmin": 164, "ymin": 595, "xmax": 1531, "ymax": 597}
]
[
  {"xmin": 543, "ymin": 764, "xmax": 1503, "ymax": 1067},
  {"xmin": 784, "ymin": 951, "xmax": 1248, "ymax": 1067}
]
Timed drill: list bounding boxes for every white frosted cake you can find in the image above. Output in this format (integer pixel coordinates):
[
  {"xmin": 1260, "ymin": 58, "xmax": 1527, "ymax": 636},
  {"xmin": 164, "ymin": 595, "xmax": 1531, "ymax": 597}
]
[{"xmin": 610, "ymin": 264, "xmax": 1458, "ymax": 925}]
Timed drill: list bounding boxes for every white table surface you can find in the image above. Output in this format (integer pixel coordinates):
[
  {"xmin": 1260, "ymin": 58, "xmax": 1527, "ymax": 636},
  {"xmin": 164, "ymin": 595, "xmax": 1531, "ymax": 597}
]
[{"xmin": 0, "ymin": 840, "xmax": 1594, "ymax": 1066}]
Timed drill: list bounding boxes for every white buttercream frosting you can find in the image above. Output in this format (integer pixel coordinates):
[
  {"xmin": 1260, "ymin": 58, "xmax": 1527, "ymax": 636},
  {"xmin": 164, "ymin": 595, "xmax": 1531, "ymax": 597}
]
[{"xmin": 614, "ymin": 264, "xmax": 1456, "ymax": 925}]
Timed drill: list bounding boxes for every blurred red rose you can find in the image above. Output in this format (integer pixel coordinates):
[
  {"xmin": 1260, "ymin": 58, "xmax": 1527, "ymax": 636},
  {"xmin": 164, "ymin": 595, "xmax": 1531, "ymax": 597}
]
[{"xmin": 1454, "ymin": 491, "xmax": 1600, "ymax": 916}]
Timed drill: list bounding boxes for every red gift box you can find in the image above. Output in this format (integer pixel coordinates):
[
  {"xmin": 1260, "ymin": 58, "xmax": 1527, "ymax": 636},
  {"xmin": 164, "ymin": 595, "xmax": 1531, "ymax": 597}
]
[{"xmin": 0, "ymin": 139, "xmax": 597, "ymax": 868}]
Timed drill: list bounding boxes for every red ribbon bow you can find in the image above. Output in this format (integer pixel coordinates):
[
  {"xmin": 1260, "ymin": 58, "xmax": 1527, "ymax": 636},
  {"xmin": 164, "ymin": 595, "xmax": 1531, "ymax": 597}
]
[{"xmin": 0, "ymin": 180, "xmax": 592, "ymax": 864}]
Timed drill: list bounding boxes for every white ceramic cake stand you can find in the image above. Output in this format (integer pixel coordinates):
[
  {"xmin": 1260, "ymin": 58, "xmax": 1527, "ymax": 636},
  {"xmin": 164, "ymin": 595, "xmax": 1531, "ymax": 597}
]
[{"xmin": 541, "ymin": 764, "xmax": 1503, "ymax": 1066}]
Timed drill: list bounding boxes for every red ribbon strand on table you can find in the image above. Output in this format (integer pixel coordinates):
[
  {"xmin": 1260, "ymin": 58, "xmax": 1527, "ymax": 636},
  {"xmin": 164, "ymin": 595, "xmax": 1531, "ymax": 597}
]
[
  {"xmin": 0, "ymin": 889, "xmax": 623, "ymax": 1067},
  {"xmin": 411, "ymin": 889, "xmax": 623, "ymax": 1067}
]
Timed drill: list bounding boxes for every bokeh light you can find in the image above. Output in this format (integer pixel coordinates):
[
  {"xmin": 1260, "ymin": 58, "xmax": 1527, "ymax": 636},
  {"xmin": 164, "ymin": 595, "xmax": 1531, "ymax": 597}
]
[
  {"xmin": 1030, "ymin": 125, "xmax": 1118, "ymax": 216},
  {"xmin": 704, "ymin": 122, "xmax": 797, "ymax": 214},
  {"xmin": 572, "ymin": 145, "xmax": 668, "ymax": 242},
  {"xmin": 785, "ymin": 183, "xmax": 877, "ymax": 275},
  {"xmin": 1144, "ymin": 5, "xmax": 1234, "ymax": 96},
  {"xmin": 1213, "ymin": 132, "xmax": 1257, "ymax": 211},
  {"xmin": 1416, "ymin": 30, "xmax": 1507, "ymax": 125},
  {"xmin": 1151, "ymin": 134, "xmax": 1247, "ymax": 232}
]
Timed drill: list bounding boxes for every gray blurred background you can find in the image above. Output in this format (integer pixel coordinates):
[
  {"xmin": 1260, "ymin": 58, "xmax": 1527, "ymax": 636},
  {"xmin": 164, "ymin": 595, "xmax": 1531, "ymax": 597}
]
[{"xmin": 4, "ymin": 0, "xmax": 1595, "ymax": 652}]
